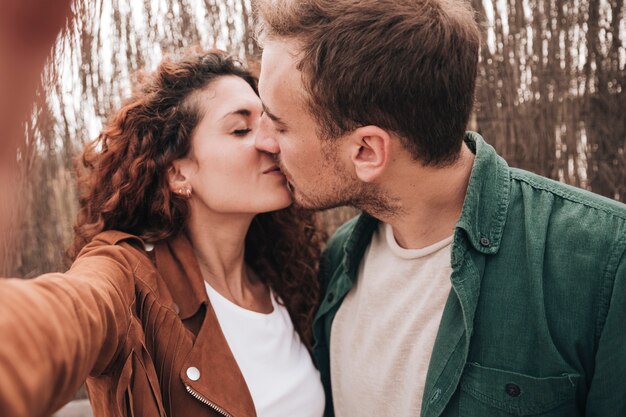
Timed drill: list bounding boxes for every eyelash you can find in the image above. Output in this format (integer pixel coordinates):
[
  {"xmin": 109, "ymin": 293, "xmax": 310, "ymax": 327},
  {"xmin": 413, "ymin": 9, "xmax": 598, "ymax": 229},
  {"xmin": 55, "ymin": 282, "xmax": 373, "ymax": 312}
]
[{"xmin": 233, "ymin": 128, "xmax": 251, "ymax": 136}]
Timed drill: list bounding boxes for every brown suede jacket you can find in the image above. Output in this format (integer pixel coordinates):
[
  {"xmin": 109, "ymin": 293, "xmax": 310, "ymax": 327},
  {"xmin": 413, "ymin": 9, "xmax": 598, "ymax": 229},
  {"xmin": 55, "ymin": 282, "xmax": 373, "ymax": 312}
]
[{"xmin": 0, "ymin": 231, "xmax": 258, "ymax": 417}]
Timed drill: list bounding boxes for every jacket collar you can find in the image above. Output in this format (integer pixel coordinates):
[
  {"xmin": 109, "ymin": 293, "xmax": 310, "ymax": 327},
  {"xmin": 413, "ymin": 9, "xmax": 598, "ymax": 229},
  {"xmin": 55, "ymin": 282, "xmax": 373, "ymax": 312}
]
[
  {"xmin": 455, "ymin": 132, "xmax": 510, "ymax": 255},
  {"xmin": 341, "ymin": 213, "xmax": 378, "ymax": 277},
  {"xmin": 154, "ymin": 233, "xmax": 208, "ymax": 320},
  {"xmin": 340, "ymin": 132, "xmax": 511, "ymax": 275}
]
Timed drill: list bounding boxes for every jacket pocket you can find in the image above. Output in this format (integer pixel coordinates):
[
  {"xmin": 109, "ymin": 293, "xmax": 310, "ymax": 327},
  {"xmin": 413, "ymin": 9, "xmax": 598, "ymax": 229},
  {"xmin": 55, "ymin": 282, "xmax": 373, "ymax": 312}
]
[{"xmin": 459, "ymin": 363, "xmax": 580, "ymax": 416}]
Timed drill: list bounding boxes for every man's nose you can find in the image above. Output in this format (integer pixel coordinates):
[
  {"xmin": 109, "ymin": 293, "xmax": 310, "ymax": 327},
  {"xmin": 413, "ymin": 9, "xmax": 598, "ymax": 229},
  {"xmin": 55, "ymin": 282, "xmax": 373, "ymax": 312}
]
[{"xmin": 254, "ymin": 120, "xmax": 280, "ymax": 154}]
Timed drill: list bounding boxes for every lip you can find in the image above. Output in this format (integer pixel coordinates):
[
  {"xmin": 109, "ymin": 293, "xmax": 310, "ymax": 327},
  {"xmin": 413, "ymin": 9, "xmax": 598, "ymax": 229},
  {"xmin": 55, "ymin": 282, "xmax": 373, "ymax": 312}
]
[{"xmin": 262, "ymin": 165, "xmax": 283, "ymax": 174}]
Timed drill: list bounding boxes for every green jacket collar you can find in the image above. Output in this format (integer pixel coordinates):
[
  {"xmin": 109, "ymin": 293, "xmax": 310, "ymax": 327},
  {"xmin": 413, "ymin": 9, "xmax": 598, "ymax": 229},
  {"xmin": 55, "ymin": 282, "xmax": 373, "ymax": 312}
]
[
  {"xmin": 455, "ymin": 132, "xmax": 510, "ymax": 255},
  {"xmin": 341, "ymin": 213, "xmax": 378, "ymax": 276}
]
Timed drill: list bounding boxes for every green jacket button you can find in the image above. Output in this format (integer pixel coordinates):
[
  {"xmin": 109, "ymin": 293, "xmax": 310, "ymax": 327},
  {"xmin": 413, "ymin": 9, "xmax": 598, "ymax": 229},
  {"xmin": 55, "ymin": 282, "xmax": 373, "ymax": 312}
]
[{"xmin": 505, "ymin": 383, "xmax": 521, "ymax": 397}]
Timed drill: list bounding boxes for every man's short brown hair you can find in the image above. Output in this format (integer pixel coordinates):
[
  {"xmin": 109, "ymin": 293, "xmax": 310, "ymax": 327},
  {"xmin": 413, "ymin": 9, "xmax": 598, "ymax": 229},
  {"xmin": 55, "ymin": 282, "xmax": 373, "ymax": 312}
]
[{"xmin": 256, "ymin": 0, "xmax": 481, "ymax": 166}]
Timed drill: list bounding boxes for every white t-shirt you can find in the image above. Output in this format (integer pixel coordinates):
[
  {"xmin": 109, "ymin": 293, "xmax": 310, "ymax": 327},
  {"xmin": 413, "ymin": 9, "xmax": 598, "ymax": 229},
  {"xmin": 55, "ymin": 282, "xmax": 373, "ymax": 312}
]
[
  {"xmin": 330, "ymin": 222, "xmax": 453, "ymax": 417},
  {"xmin": 205, "ymin": 281, "xmax": 325, "ymax": 417}
]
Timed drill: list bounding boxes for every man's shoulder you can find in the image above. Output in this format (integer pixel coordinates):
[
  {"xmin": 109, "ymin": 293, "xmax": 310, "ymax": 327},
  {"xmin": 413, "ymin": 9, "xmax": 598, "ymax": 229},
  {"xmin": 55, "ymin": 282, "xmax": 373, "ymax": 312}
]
[{"xmin": 509, "ymin": 167, "xmax": 626, "ymax": 221}]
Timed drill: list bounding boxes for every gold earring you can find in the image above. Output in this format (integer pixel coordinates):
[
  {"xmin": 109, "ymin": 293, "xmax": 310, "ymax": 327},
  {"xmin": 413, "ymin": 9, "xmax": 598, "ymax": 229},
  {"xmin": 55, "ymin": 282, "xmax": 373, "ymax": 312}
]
[
  {"xmin": 178, "ymin": 188, "xmax": 183, "ymax": 195},
  {"xmin": 185, "ymin": 188, "xmax": 192, "ymax": 199}
]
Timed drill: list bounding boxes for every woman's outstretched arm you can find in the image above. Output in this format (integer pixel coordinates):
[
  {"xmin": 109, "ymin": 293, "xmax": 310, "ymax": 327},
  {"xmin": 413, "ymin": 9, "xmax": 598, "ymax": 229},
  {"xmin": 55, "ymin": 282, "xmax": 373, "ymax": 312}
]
[{"xmin": 0, "ymin": 241, "xmax": 139, "ymax": 417}]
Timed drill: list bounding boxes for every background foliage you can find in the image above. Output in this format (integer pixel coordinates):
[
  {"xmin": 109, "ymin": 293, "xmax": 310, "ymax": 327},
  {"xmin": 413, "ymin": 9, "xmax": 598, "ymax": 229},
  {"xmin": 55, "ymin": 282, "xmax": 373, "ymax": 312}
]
[{"xmin": 3, "ymin": 0, "xmax": 624, "ymax": 277}]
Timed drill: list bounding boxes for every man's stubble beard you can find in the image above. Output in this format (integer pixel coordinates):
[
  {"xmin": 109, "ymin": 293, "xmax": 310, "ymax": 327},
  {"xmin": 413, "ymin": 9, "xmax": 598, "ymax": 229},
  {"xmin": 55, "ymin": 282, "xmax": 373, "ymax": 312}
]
[{"xmin": 281, "ymin": 153, "xmax": 400, "ymax": 218}]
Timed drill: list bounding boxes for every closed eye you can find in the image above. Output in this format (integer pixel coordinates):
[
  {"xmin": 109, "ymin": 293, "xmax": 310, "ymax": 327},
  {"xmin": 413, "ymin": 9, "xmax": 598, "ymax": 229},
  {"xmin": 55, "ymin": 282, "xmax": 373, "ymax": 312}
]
[{"xmin": 233, "ymin": 128, "xmax": 252, "ymax": 136}]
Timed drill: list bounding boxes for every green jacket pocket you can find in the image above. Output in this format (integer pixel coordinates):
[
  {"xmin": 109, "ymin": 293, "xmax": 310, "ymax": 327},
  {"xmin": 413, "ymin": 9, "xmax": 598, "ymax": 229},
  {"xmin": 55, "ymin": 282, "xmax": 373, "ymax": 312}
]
[{"xmin": 459, "ymin": 363, "xmax": 580, "ymax": 416}]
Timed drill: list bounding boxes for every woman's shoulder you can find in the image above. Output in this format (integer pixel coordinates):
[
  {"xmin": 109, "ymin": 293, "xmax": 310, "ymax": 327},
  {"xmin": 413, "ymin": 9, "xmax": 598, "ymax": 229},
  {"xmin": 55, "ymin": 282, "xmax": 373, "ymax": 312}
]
[
  {"xmin": 73, "ymin": 230, "xmax": 156, "ymax": 280},
  {"xmin": 78, "ymin": 230, "xmax": 153, "ymax": 256},
  {"xmin": 90, "ymin": 230, "xmax": 147, "ymax": 248}
]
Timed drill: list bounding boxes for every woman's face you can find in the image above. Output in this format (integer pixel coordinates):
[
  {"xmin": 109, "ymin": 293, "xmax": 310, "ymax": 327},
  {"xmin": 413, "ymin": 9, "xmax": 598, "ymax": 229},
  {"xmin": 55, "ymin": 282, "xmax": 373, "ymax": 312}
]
[{"xmin": 171, "ymin": 75, "xmax": 291, "ymax": 215}]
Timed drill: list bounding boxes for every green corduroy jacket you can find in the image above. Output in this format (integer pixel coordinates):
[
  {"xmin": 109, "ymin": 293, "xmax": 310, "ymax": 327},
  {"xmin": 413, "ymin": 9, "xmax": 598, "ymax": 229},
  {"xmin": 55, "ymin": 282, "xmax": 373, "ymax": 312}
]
[{"xmin": 313, "ymin": 132, "xmax": 626, "ymax": 417}]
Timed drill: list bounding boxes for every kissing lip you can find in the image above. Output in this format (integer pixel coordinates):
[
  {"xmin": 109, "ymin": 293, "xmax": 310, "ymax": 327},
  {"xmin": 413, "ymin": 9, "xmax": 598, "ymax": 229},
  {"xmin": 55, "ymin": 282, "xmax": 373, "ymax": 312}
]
[{"xmin": 263, "ymin": 165, "xmax": 282, "ymax": 174}]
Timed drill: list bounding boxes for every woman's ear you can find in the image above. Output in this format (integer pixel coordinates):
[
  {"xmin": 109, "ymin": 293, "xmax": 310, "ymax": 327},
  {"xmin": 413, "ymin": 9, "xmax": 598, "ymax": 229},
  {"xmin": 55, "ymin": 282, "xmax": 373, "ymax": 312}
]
[
  {"xmin": 347, "ymin": 125, "xmax": 391, "ymax": 183},
  {"xmin": 167, "ymin": 160, "xmax": 189, "ymax": 194}
]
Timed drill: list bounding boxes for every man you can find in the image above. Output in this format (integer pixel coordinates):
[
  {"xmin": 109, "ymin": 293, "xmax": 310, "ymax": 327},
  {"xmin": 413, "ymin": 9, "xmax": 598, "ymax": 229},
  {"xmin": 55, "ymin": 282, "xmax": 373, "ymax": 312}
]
[{"xmin": 254, "ymin": 0, "xmax": 626, "ymax": 416}]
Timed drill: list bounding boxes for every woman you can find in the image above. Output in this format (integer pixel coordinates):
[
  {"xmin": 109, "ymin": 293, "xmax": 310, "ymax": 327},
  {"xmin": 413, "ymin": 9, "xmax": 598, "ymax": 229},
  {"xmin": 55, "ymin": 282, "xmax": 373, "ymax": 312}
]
[{"xmin": 0, "ymin": 49, "xmax": 325, "ymax": 417}]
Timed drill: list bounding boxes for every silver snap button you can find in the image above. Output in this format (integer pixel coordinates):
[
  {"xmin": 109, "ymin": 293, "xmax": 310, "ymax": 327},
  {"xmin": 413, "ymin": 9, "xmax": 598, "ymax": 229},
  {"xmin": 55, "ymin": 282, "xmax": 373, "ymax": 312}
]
[
  {"xmin": 186, "ymin": 366, "xmax": 200, "ymax": 381},
  {"xmin": 479, "ymin": 236, "xmax": 491, "ymax": 247},
  {"xmin": 144, "ymin": 242, "xmax": 154, "ymax": 252}
]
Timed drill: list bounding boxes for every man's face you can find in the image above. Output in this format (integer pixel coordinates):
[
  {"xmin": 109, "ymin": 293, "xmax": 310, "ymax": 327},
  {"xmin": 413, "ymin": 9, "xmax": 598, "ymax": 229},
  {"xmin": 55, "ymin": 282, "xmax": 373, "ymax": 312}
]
[{"xmin": 255, "ymin": 39, "xmax": 355, "ymax": 210}]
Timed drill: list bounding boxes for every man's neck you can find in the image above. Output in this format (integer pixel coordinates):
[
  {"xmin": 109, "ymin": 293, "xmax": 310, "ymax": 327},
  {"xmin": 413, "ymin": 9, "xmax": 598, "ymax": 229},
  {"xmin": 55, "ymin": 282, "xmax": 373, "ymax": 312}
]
[{"xmin": 377, "ymin": 144, "xmax": 475, "ymax": 249}]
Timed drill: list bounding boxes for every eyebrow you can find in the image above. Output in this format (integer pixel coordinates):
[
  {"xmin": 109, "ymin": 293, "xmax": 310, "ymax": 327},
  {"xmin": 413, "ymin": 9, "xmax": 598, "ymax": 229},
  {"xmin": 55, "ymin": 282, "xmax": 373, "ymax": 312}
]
[
  {"xmin": 262, "ymin": 103, "xmax": 287, "ymax": 127},
  {"xmin": 221, "ymin": 109, "xmax": 252, "ymax": 120}
]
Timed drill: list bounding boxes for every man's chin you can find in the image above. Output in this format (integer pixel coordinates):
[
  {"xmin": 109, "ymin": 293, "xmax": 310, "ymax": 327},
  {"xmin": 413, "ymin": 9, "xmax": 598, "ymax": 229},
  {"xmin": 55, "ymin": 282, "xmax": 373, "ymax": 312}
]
[
  {"xmin": 286, "ymin": 184, "xmax": 312, "ymax": 209},
  {"xmin": 291, "ymin": 188, "xmax": 350, "ymax": 211}
]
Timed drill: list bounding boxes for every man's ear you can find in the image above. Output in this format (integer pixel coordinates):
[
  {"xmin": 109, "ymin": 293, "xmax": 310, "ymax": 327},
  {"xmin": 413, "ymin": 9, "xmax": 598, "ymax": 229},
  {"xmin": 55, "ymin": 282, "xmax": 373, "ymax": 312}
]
[
  {"xmin": 167, "ymin": 160, "xmax": 190, "ymax": 194},
  {"xmin": 347, "ymin": 126, "xmax": 391, "ymax": 183}
]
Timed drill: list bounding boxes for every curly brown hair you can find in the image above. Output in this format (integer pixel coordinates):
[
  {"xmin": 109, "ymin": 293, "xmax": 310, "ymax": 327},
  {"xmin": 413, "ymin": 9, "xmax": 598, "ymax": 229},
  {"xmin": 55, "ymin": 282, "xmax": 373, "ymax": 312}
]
[{"xmin": 69, "ymin": 48, "xmax": 325, "ymax": 347}]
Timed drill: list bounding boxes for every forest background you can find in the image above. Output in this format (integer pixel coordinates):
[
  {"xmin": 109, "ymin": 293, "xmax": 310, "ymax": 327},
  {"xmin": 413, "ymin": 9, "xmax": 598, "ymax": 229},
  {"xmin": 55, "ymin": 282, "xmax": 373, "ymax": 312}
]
[{"xmin": 1, "ymin": 0, "xmax": 624, "ymax": 278}]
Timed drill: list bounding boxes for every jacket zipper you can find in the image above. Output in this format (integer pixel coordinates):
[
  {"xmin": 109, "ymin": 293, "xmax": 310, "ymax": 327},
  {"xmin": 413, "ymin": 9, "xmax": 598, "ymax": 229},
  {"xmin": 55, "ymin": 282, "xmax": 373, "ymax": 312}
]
[{"xmin": 185, "ymin": 384, "xmax": 233, "ymax": 417}]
